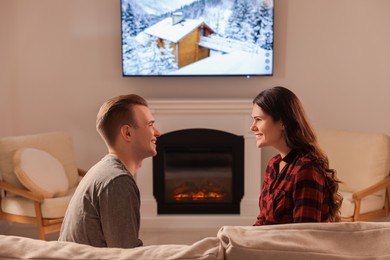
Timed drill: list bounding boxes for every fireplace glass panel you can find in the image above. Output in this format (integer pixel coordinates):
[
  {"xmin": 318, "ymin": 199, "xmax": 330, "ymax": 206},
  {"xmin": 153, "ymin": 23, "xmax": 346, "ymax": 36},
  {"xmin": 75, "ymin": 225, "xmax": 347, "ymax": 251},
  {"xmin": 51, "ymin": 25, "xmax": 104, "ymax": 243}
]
[{"xmin": 165, "ymin": 151, "xmax": 233, "ymax": 203}]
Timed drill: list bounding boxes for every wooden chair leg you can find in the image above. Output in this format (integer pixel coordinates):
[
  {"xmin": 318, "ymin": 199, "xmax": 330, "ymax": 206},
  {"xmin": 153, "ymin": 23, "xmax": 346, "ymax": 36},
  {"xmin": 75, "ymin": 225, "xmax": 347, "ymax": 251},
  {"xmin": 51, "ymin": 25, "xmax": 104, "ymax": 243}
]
[
  {"xmin": 34, "ymin": 201, "xmax": 46, "ymax": 240},
  {"xmin": 386, "ymin": 188, "xmax": 390, "ymax": 215}
]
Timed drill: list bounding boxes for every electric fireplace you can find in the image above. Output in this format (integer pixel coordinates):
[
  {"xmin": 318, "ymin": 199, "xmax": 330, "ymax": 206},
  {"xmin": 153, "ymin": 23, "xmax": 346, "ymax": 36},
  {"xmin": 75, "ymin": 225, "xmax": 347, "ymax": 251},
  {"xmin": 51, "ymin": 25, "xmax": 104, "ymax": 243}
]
[
  {"xmin": 153, "ymin": 128, "xmax": 244, "ymax": 214},
  {"xmin": 136, "ymin": 99, "xmax": 261, "ymax": 228}
]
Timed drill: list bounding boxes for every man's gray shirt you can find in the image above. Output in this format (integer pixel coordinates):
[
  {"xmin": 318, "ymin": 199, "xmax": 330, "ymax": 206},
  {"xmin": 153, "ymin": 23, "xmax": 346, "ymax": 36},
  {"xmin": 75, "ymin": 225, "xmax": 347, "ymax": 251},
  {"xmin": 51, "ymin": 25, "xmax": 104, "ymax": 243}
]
[{"xmin": 59, "ymin": 154, "xmax": 143, "ymax": 248}]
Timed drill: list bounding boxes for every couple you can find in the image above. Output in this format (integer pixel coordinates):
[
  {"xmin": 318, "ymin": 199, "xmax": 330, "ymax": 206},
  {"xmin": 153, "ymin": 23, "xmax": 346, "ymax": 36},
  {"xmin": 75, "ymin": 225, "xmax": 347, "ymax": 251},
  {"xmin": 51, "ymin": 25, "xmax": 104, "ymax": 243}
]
[{"xmin": 58, "ymin": 86, "xmax": 342, "ymax": 248}]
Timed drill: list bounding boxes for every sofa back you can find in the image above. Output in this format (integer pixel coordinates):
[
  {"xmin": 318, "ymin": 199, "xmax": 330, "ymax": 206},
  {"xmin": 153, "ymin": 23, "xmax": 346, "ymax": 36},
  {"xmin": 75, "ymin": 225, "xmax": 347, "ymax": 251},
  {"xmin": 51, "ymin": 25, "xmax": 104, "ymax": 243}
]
[
  {"xmin": 2, "ymin": 222, "xmax": 390, "ymax": 259},
  {"xmin": 317, "ymin": 129, "xmax": 390, "ymax": 195}
]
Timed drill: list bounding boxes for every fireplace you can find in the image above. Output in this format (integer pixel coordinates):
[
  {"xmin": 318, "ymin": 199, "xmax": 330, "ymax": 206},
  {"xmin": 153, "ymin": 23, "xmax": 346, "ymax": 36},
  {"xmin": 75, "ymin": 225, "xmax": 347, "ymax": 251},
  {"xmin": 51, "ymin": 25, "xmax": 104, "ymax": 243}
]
[
  {"xmin": 153, "ymin": 129, "xmax": 244, "ymax": 214},
  {"xmin": 136, "ymin": 99, "xmax": 261, "ymax": 228}
]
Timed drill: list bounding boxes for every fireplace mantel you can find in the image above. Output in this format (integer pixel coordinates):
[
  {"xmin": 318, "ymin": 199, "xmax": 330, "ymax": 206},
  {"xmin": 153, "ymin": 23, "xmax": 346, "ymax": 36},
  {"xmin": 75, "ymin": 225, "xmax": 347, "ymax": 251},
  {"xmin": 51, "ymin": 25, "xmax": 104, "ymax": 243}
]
[
  {"xmin": 148, "ymin": 99, "xmax": 254, "ymax": 114},
  {"xmin": 136, "ymin": 99, "xmax": 261, "ymax": 228}
]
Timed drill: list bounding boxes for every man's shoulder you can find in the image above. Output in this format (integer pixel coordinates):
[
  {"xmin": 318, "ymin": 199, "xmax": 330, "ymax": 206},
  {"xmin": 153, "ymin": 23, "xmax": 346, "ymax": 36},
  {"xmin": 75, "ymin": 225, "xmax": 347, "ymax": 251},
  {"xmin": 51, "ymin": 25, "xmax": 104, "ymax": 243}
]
[
  {"xmin": 92, "ymin": 154, "xmax": 130, "ymax": 174},
  {"xmin": 85, "ymin": 155, "xmax": 134, "ymax": 187}
]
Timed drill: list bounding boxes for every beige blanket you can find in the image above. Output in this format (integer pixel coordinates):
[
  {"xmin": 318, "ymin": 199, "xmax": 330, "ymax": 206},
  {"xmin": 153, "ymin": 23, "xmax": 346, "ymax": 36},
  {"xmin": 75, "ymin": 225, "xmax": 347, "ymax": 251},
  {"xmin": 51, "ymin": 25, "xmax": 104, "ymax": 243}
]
[
  {"xmin": 0, "ymin": 235, "xmax": 223, "ymax": 260},
  {"xmin": 218, "ymin": 222, "xmax": 390, "ymax": 259}
]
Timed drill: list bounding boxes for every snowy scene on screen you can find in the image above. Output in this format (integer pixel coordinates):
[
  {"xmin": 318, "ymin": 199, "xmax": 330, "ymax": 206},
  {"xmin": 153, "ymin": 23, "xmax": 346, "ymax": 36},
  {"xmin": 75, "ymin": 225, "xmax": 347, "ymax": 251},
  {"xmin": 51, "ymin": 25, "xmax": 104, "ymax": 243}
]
[{"xmin": 121, "ymin": 0, "xmax": 274, "ymax": 76}]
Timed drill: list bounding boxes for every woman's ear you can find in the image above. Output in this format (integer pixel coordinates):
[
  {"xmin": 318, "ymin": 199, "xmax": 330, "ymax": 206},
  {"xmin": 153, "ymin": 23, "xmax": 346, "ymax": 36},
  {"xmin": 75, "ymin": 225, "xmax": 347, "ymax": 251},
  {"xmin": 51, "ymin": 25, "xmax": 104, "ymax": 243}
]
[{"xmin": 278, "ymin": 120, "xmax": 285, "ymax": 130}]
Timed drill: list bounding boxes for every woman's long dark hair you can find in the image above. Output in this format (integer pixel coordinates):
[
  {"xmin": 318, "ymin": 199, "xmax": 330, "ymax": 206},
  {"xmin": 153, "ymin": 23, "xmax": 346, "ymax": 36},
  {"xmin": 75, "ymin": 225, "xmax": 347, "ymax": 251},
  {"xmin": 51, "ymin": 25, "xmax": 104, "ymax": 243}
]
[{"xmin": 253, "ymin": 86, "xmax": 342, "ymax": 222}]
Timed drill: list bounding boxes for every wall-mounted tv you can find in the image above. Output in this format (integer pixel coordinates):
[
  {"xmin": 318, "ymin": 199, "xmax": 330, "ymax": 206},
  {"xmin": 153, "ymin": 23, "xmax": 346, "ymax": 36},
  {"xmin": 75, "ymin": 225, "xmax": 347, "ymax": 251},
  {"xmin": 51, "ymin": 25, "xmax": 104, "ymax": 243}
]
[{"xmin": 121, "ymin": 0, "xmax": 274, "ymax": 77}]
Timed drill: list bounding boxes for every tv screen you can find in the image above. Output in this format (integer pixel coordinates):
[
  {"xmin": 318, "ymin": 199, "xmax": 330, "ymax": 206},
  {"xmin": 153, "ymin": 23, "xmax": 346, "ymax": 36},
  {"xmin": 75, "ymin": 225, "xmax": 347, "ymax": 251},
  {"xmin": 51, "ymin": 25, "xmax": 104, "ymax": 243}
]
[{"xmin": 121, "ymin": 0, "xmax": 274, "ymax": 76}]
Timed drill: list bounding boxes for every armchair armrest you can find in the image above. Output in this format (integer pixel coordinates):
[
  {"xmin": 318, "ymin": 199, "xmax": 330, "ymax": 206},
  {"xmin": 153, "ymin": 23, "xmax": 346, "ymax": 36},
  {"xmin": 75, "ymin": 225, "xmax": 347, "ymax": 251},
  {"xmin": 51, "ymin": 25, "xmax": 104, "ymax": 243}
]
[
  {"xmin": 351, "ymin": 174, "xmax": 390, "ymax": 220},
  {"xmin": 0, "ymin": 180, "xmax": 44, "ymax": 202},
  {"xmin": 352, "ymin": 175, "xmax": 390, "ymax": 200}
]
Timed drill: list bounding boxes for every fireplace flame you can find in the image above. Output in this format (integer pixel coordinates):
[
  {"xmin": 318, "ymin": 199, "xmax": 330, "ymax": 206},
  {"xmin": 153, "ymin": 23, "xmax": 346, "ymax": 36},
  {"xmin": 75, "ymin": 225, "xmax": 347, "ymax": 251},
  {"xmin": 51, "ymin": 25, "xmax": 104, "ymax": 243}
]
[
  {"xmin": 174, "ymin": 191, "xmax": 225, "ymax": 201},
  {"xmin": 170, "ymin": 180, "xmax": 227, "ymax": 201}
]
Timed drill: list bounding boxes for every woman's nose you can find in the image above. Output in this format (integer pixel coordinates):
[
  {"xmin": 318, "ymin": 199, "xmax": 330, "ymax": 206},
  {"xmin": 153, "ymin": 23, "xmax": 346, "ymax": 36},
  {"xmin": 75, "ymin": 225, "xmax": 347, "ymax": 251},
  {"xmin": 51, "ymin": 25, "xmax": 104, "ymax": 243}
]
[{"xmin": 250, "ymin": 122, "xmax": 256, "ymax": 132}]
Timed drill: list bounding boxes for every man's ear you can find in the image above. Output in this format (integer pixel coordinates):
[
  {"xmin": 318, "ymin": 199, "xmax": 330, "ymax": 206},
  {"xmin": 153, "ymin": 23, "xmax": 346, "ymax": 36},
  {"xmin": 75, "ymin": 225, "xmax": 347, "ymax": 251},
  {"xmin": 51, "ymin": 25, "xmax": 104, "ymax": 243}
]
[{"xmin": 120, "ymin": 125, "xmax": 132, "ymax": 141}]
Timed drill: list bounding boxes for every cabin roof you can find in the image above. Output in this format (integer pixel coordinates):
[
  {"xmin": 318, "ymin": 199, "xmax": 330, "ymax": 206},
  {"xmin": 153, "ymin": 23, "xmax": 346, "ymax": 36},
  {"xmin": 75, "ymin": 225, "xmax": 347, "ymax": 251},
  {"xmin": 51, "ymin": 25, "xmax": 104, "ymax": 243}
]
[{"xmin": 144, "ymin": 17, "xmax": 213, "ymax": 43}]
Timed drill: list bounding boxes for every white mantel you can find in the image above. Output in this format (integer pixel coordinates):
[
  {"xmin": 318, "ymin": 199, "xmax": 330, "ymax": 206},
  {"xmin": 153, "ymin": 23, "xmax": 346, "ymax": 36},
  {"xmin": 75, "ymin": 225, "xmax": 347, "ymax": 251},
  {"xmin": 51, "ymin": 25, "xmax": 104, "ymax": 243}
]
[{"xmin": 136, "ymin": 99, "xmax": 261, "ymax": 228}]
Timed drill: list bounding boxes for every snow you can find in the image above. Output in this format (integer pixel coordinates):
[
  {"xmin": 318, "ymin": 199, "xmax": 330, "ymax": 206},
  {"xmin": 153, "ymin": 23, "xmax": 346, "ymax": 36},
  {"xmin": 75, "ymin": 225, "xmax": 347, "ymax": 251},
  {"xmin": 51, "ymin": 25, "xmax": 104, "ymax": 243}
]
[
  {"xmin": 144, "ymin": 18, "xmax": 204, "ymax": 43},
  {"xmin": 131, "ymin": 0, "xmax": 198, "ymax": 16},
  {"xmin": 167, "ymin": 50, "xmax": 273, "ymax": 76},
  {"xmin": 134, "ymin": 32, "xmax": 150, "ymax": 46},
  {"xmin": 199, "ymin": 36, "xmax": 261, "ymax": 54}
]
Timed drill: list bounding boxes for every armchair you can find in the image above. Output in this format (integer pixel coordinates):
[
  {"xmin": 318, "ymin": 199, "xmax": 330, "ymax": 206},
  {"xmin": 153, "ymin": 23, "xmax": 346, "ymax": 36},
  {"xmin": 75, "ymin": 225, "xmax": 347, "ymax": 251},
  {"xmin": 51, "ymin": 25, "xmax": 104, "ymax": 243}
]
[
  {"xmin": 317, "ymin": 129, "xmax": 390, "ymax": 222},
  {"xmin": 0, "ymin": 131, "xmax": 85, "ymax": 240}
]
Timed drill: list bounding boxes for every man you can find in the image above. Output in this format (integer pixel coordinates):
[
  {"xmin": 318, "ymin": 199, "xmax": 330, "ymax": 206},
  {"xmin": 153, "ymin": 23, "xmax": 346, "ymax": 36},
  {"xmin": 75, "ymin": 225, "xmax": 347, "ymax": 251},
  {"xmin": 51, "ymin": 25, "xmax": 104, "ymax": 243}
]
[{"xmin": 59, "ymin": 94, "xmax": 160, "ymax": 248}]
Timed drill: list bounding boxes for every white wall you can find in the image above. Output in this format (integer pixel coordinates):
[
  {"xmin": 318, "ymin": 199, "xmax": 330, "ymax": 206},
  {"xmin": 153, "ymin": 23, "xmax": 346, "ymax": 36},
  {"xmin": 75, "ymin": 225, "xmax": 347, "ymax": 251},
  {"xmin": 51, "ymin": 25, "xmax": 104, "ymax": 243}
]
[{"xmin": 1, "ymin": 0, "xmax": 389, "ymax": 170}]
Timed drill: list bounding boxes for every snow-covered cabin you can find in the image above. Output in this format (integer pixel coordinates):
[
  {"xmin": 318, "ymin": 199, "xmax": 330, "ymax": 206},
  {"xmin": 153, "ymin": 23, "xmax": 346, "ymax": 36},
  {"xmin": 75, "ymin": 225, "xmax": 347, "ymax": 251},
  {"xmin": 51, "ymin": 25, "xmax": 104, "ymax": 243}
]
[{"xmin": 144, "ymin": 15, "xmax": 215, "ymax": 69}]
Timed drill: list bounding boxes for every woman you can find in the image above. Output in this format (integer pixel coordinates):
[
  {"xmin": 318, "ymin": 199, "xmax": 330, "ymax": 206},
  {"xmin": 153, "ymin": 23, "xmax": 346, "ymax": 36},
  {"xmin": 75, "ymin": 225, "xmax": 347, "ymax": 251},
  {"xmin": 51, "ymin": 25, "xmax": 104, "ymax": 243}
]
[{"xmin": 250, "ymin": 86, "xmax": 342, "ymax": 225}]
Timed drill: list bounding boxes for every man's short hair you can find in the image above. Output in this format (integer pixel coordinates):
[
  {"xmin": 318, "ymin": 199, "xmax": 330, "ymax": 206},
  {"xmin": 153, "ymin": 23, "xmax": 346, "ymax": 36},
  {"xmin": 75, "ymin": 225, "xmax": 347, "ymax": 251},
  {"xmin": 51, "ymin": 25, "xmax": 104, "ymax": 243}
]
[{"xmin": 96, "ymin": 94, "xmax": 148, "ymax": 147}]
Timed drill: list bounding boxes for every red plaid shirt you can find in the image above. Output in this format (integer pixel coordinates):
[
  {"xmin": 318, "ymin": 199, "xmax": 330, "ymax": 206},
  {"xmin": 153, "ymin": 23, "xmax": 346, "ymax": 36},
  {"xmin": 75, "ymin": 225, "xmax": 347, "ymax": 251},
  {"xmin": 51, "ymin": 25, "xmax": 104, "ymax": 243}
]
[{"xmin": 254, "ymin": 149, "xmax": 331, "ymax": 225}]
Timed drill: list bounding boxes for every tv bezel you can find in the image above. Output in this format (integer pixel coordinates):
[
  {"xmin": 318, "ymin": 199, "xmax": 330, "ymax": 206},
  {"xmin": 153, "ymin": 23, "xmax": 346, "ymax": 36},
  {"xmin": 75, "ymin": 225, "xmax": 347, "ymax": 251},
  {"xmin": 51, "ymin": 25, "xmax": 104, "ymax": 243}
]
[{"xmin": 120, "ymin": 0, "xmax": 275, "ymax": 78}]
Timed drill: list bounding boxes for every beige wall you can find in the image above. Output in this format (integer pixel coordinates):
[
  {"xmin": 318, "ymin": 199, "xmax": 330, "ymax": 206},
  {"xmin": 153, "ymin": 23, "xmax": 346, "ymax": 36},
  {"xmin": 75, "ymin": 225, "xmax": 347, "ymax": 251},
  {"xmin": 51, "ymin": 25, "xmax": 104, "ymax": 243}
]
[{"xmin": 1, "ymin": 0, "xmax": 389, "ymax": 170}]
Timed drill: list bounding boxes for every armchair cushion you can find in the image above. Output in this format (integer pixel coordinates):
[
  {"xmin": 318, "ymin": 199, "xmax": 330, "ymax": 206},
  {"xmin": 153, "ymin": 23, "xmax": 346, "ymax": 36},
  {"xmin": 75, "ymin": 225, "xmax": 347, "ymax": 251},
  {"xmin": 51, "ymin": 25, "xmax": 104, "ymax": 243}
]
[
  {"xmin": 339, "ymin": 191, "xmax": 385, "ymax": 218},
  {"xmin": 13, "ymin": 148, "xmax": 69, "ymax": 198},
  {"xmin": 0, "ymin": 132, "xmax": 79, "ymax": 189},
  {"xmin": 1, "ymin": 186, "xmax": 77, "ymax": 218}
]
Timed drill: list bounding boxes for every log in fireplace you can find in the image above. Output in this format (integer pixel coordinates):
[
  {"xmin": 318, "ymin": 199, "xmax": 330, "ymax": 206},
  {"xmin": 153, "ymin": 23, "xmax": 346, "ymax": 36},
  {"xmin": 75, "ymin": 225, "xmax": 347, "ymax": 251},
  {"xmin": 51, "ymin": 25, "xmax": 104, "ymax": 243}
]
[{"xmin": 153, "ymin": 128, "xmax": 244, "ymax": 214}]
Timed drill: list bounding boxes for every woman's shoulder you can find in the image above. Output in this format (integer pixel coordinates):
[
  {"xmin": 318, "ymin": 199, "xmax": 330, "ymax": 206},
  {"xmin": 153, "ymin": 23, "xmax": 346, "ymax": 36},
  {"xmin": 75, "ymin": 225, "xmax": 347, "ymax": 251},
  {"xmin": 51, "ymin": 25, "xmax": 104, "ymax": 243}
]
[{"xmin": 294, "ymin": 153, "xmax": 326, "ymax": 174}]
